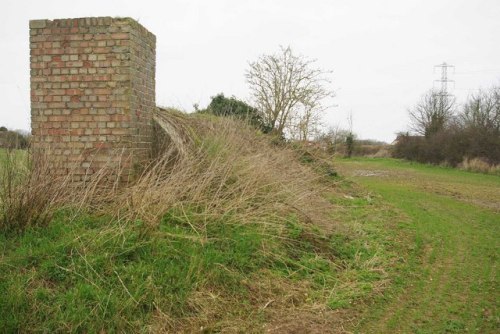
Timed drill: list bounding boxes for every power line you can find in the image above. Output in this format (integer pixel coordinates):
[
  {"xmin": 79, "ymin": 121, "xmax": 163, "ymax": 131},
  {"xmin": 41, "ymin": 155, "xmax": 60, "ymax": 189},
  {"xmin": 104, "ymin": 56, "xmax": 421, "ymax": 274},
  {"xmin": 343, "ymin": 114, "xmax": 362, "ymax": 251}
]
[{"xmin": 454, "ymin": 69, "xmax": 500, "ymax": 74}]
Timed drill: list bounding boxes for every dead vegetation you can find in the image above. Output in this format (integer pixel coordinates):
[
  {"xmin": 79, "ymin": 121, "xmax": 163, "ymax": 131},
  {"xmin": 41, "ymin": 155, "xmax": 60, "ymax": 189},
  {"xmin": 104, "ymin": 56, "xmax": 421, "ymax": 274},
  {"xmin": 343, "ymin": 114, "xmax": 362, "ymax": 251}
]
[
  {"xmin": 459, "ymin": 157, "xmax": 500, "ymax": 175},
  {"xmin": 0, "ymin": 110, "xmax": 395, "ymax": 333},
  {"xmin": 0, "ymin": 149, "xmax": 71, "ymax": 232}
]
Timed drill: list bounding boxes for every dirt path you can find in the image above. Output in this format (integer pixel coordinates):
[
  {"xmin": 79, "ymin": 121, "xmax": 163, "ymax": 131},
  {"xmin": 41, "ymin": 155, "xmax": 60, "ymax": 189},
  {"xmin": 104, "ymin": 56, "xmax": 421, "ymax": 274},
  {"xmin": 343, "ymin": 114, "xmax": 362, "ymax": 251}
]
[{"xmin": 335, "ymin": 159, "xmax": 499, "ymax": 334}]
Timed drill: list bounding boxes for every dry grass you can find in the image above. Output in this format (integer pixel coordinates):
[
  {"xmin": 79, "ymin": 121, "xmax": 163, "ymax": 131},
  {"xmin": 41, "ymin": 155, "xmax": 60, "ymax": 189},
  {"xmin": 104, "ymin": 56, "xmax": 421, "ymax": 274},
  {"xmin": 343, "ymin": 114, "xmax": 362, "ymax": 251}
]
[
  {"xmin": 1, "ymin": 110, "xmax": 333, "ymax": 235},
  {"xmin": 0, "ymin": 149, "xmax": 71, "ymax": 232},
  {"xmin": 104, "ymin": 110, "xmax": 335, "ymax": 234},
  {"xmin": 459, "ymin": 157, "xmax": 500, "ymax": 175},
  {"xmin": 1, "ymin": 111, "xmax": 391, "ymax": 332},
  {"xmin": 0, "ymin": 147, "xmax": 131, "ymax": 233}
]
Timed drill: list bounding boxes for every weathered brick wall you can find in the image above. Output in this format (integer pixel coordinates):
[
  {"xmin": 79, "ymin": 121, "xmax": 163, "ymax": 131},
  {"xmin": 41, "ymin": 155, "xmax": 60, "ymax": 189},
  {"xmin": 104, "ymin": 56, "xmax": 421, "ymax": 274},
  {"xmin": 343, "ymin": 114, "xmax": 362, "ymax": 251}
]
[{"xmin": 30, "ymin": 17, "xmax": 156, "ymax": 181}]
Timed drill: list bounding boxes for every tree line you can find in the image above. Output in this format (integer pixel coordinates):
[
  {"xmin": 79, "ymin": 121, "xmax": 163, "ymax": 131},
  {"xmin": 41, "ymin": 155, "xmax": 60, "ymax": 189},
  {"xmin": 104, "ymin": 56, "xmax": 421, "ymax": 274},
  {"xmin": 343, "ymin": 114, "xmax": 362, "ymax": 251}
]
[
  {"xmin": 0, "ymin": 127, "xmax": 30, "ymax": 150},
  {"xmin": 394, "ymin": 86, "xmax": 500, "ymax": 166},
  {"xmin": 194, "ymin": 47, "xmax": 500, "ymax": 169}
]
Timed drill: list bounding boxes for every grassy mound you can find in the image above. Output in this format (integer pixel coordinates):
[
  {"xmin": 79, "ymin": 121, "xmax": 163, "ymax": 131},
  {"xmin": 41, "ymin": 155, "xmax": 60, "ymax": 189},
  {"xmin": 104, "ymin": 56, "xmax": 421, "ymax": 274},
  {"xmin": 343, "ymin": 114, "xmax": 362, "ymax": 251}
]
[{"xmin": 0, "ymin": 112, "xmax": 396, "ymax": 332}]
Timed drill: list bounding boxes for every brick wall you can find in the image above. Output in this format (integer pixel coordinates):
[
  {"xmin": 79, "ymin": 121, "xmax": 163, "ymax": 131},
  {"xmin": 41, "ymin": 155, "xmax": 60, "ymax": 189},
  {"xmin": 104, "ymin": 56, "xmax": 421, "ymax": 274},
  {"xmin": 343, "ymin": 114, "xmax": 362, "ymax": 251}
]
[{"xmin": 29, "ymin": 17, "xmax": 156, "ymax": 181}]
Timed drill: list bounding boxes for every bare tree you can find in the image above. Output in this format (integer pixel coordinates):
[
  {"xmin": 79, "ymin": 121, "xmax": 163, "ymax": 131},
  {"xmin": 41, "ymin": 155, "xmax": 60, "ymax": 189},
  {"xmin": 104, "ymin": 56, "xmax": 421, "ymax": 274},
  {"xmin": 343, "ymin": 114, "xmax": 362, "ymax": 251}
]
[
  {"xmin": 461, "ymin": 86, "xmax": 500, "ymax": 133},
  {"xmin": 246, "ymin": 46, "xmax": 334, "ymax": 138},
  {"xmin": 318, "ymin": 125, "xmax": 351, "ymax": 154},
  {"xmin": 345, "ymin": 112, "xmax": 355, "ymax": 157},
  {"xmin": 288, "ymin": 104, "xmax": 324, "ymax": 141},
  {"xmin": 409, "ymin": 89, "xmax": 455, "ymax": 137}
]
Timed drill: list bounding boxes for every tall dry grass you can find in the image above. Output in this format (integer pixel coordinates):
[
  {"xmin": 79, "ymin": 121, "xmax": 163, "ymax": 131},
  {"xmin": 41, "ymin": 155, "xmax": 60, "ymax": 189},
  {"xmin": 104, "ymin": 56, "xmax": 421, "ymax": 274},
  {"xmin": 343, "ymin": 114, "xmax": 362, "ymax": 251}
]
[
  {"xmin": 0, "ymin": 147, "xmax": 128, "ymax": 232},
  {"xmin": 459, "ymin": 157, "xmax": 500, "ymax": 175},
  {"xmin": 0, "ymin": 149, "xmax": 70, "ymax": 232},
  {"xmin": 1, "ymin": 110, "xmax": 334, "ymax": 235},
  {"xmin": 116, "ymin": 111, "xmax": 333, "ymax": 234}
]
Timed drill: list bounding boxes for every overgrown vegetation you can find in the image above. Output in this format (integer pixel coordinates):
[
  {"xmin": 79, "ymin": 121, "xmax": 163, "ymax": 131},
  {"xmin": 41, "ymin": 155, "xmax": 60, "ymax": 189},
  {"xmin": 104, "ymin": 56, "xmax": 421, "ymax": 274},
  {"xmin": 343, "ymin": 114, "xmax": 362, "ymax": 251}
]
[
  {"xmin": 196, "ymin": 93, "xmax": 271, "ymax": 133},
  {"xmin": 0, "ymin": 111, "xmax": 395, "ymax": 332},
  {"xmin": 0, "ymin": 150, "xmax": 70, "ymax": 232},
  {"xmin": 394, "ymin": 85, "xmax": 500, "ymax": 171},
  {"xmin": 2, "ymin": 111, "xmax": 497, "ymax": 332}
]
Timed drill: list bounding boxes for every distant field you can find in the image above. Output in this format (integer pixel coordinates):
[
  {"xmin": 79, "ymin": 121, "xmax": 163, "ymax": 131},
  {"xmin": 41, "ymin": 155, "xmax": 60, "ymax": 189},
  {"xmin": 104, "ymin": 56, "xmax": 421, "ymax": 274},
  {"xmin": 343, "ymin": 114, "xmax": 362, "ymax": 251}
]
[
  {"xmin": 336, "ymin": 158, "xmax": 499, "ymax": 333},
  {"xmin": 0, "ymin": 148, "xmax": 28, "ymax": 165}
]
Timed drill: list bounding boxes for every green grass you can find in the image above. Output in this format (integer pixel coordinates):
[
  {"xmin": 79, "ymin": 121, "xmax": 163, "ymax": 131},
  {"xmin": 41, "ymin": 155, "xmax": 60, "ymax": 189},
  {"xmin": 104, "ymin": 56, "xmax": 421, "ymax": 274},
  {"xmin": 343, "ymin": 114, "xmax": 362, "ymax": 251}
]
[
  {"xmin": 335, "ymin": 158, "xmax": 499, "ymax": 333},
  {"xmin": 0, "ymin": 129, "xmax": 400, "ymax": 331},
  {"xmin": 3, "ymin": 148, "xmax": 496, "ymax": 332},
  {"xmin": 0, "ymin": 200, "xmax": 395, "ymax": 332},
  {"xmin": 0, "ymin": 210, "xmax": 266, "ymax": 332},
  {"xmin": 0, "ymin": 148, "xmax": 27, "ymax": 162}
]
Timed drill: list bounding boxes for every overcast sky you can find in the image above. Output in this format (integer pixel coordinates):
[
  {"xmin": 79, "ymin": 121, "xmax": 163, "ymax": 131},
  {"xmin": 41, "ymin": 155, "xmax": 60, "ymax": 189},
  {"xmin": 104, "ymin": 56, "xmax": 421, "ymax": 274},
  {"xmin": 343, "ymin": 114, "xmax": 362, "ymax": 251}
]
[{"xmin": 1, "ymin": 0, "xmax": 500, "ymax": 142}]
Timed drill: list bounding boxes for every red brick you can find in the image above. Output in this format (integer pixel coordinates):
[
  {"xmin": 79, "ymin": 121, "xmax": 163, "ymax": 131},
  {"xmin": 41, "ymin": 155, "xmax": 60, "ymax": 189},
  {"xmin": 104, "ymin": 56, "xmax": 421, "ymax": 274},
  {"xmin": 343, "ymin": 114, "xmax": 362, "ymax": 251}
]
[
  {"xmin": 30, "ymin": 16, "xmax": 155, "ymax": 181},
  {"xmin": 66, "ymin": 89, "xmax": 82, "ymax": 95},
  {"xmin": 111, "ymin": 33, "xmax": 129, "ymax": 40},
  {"xmin": 94, "ymin": 88, "xmax": 111, "ymax": 95}
]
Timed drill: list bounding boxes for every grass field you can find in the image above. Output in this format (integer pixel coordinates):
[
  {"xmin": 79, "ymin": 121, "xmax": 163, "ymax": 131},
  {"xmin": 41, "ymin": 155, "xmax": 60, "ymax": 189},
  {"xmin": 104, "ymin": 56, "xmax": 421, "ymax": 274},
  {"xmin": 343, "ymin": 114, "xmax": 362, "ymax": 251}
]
[
  {"xmin": 335, "ymin": 158, "xmax": 499, "ymax": 333},
  {"xmin": 1, "ymin": 140, "xmax": 498, "ymax": 332}
]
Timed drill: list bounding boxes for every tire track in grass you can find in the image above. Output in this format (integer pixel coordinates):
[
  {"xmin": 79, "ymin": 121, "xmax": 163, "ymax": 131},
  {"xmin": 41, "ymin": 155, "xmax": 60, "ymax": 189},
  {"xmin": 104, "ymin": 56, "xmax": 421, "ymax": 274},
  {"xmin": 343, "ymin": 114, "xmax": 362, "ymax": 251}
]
[{"xmin": 336, "ymin": 158, "xmax": 499, "ymax": 334}]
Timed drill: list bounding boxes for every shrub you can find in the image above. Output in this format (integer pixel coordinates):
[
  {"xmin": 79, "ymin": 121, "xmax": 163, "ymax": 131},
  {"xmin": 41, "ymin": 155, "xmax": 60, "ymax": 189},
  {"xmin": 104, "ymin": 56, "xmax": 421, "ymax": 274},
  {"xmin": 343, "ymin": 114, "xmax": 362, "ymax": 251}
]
[
  {"xmin": 200, "ymin": 93, "xmax": 271, "ymax": 133},
  {"xmin": 392, "ymin": 133, "xmax": 424, "ymax": 162},
  {"xmin": 0, "ymin": 129, "xmax": 29, "ymax": 150}
]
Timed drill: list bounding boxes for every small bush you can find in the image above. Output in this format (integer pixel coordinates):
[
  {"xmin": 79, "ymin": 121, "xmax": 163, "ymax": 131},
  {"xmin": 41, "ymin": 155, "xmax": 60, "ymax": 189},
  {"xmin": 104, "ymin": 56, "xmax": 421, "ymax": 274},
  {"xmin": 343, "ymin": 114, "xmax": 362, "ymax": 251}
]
[
  {"xmin": 199, "ymin": 93, "xmax": 271, "ymax": 133},
  {"xmin": 0, "ymin": 129, "xmax": 30, "ymax": 150}
]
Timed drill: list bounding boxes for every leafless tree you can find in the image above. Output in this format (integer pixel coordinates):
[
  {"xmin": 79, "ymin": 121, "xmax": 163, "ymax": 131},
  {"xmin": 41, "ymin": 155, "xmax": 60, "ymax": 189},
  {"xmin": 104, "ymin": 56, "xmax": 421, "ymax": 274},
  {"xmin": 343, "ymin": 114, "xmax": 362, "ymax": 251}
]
[
  {"xmin": 345, "ymin": 112, "xmax": 355, "ymax": 157},
  {"xmin": 288, "ymin": 105, "xmax": 324, "ymax": 141},
  {"xmin": 246, "ymin": 46, "xmax": 334, "ymax": 138},
  {"xmin": 461, "ymin": 86, "xmax": 500, "ymax": 133},
  {"xmin": 409, "ymin": 89, "xmax": 456, "ymax": 137},
  {"xmin": 318, "ymin": 125, "xmax": 351, "ymax": 154}
]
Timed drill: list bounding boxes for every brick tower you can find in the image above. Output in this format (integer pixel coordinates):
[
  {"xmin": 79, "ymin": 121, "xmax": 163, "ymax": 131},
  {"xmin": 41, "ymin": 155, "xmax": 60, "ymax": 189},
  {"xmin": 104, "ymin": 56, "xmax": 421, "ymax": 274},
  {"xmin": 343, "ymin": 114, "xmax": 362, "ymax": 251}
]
[{"xmin": 29, "ymin": 17, "xmax": 156, "ymax": 181}]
